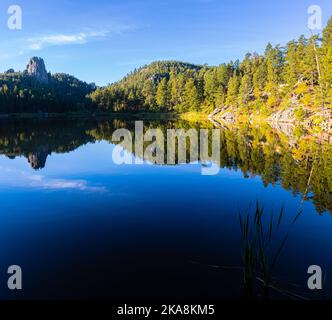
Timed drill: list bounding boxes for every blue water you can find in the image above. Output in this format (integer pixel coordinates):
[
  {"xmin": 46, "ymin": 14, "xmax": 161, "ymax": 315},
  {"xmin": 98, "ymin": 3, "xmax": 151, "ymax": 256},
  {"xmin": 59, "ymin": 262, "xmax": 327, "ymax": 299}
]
[{"xmin": 0, "ymin": 124, "xmax": 331, "ymax": 300}]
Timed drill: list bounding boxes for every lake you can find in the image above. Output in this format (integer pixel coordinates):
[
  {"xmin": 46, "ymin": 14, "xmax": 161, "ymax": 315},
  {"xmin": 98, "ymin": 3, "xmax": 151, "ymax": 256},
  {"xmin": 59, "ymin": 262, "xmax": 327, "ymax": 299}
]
[{"xmin": 0, "ymin": 117, "xmax": 331, "ymax": 300}]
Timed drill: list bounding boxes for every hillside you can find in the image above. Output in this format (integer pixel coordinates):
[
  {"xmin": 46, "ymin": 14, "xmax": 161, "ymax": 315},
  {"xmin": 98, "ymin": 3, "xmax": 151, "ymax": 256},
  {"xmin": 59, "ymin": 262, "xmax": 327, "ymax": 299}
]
[
  {"xmin": 0, "ymin": 16, "xmax": 332, "ymax": 131},
  {"xmin": 91, "ymin": 16, "xmax": 332, "ymax": 132},
  {"xmin": 91, "ymin": 60, "xmax": 206, "ymax": 112},
  {"xmin": 0, "ymin": 57, "xmax": 96, "ymax": 113}
]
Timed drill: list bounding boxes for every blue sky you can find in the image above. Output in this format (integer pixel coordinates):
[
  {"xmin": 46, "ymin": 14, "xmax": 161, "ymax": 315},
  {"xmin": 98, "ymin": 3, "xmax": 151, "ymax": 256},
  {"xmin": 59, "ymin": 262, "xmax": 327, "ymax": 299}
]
[{"xmin": 0, "ymin": 0, "xmax": 331, "ymax": 86}]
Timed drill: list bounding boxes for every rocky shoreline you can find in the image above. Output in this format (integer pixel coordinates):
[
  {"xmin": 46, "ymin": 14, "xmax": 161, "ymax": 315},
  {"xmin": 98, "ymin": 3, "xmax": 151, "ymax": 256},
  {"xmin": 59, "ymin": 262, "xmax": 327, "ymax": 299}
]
[
  {"xmin": 208, "ymin": 106, "xmax": 332, "ymax": 141},
  {"xmin": 209, "ymin": 106, "xmax": 332, "ymax": 135}
]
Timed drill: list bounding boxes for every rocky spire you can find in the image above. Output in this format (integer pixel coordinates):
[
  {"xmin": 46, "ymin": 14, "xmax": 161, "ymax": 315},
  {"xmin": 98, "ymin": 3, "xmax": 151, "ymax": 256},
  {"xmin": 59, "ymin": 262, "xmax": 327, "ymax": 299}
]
[
  {"xmin": 27, "ymin": 146, "xmax": 50, "ymax": 170},
  {"xmin": 26, "ymin": 57, "xmax": 49, "ymax": 84}
]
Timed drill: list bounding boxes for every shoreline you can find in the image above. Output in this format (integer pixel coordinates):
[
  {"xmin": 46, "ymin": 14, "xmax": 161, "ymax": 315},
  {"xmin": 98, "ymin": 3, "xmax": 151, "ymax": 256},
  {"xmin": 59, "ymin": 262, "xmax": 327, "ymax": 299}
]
[
  {"xmin": 1, "ymin": 110, "xmax": 331, "ymax": 140},
  {"xmin": 0, "ymin": 111, "xmax": 179, "ymax": 120}
]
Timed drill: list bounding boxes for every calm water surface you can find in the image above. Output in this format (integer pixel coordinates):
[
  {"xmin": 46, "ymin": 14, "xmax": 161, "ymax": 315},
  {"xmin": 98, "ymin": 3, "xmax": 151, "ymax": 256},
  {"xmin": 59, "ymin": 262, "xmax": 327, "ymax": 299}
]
[{"xmin": 0, "ymin": 118, "xmax": 331, "ymax": 300}]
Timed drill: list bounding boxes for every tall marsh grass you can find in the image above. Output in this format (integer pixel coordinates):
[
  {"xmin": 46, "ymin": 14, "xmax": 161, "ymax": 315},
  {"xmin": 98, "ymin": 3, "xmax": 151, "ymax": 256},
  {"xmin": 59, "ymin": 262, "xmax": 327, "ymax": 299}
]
[{"xmin": 239, "ymin": 202, "xmax": 302, "ymax": 298}]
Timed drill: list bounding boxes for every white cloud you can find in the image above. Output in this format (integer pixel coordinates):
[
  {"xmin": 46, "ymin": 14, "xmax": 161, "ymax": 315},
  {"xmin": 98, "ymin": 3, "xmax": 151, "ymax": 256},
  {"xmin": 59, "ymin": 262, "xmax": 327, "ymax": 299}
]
[
  {"xmin": 27, "ymin": 31, "xmax": 109, "ymax": 51},
  {"xmin": 0, "ymin": 24, "xmax": 136, "ymax": 60}
]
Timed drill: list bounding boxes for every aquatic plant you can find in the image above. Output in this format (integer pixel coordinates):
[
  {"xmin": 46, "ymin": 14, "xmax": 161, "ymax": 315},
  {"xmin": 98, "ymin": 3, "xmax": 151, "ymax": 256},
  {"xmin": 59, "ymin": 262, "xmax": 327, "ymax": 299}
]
[{"xmin": 239, "ymin": 202, "xmax": 302, "ymax": 298}]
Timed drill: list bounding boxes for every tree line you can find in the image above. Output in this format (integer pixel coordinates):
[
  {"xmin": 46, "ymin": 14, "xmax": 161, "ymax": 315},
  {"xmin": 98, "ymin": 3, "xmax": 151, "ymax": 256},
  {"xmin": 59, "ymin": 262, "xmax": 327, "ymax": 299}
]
[
  {"xmin": 0, "ymin": 17, "xmax": 331, "ymax": 115},
  {"xmin": 91, "ymin": 17, "xmax": 332, "ymax": 115},
  {"xmin": 0, "ymin": 71, "xmax": 95, "ymax": 113}
]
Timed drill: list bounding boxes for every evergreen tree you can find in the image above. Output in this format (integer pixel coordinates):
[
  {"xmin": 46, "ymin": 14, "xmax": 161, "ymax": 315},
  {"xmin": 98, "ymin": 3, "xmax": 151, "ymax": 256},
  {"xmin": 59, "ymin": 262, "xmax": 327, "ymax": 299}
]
[
  {"xmin": 225, "ymin": 74, "xmax": 240, "ymax": 108},
  {"xmin": 265, "ymin": 44, "xmax": 284, "ymax": 88},
  {"xmin": 156, "ymin": 78, "xmax": 170, "ymax": 110},
  {"xmin": 284, "ymin": 40, "xmax": 299, "ymax": 86},
  {"xmin": 184, "ymin": 78, "xmax": 200, "ymax": 111},
  {"xmin": 253, "ymin": 61, "xmax": 267, "ymax": 98},
  {"xmin": 142, "ymin": 79, "xmax": 157, "ymax": 109},
  {"xmin": 238, "ymin": 74, "xmax": 253, "ymax": 111},
  {"xmin": 321, "ymin": 17, "xmax": 332, "ymax": 105}
]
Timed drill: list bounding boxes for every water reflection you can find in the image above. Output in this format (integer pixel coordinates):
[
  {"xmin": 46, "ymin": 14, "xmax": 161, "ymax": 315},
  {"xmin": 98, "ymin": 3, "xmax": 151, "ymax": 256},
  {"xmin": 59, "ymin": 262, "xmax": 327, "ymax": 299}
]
[
  {"xmin": 1, "ymin": 118, "xmax": 332, "ymax": 300},
  {"xmin": 0, "ymin": 118, "xmax": 331, "ymax": 214},
  {"xmin": 0, "ymin": 165, "xmax": 107, "ymax": 192}
]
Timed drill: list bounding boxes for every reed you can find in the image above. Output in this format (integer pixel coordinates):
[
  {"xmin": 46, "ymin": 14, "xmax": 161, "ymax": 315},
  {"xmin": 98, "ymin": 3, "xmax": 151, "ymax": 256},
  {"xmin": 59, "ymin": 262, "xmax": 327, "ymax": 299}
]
[{"xmin": 239, "ymin": 202, "xmax": 302, "ymax": 298}]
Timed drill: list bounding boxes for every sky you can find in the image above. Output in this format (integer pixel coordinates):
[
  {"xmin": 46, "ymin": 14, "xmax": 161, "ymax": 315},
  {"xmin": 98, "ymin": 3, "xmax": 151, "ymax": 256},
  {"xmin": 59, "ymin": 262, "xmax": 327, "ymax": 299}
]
[{"xmin": 0, "ymin": 0, "xmax": 331, "ymax": 86}]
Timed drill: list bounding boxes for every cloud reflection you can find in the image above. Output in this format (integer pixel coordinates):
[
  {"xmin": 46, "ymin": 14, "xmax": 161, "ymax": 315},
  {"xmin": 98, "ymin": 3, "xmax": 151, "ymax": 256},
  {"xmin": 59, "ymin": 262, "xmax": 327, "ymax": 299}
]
[{"xmin": 0, "ymin": 166, "xmax": 107, "ymax": 193}]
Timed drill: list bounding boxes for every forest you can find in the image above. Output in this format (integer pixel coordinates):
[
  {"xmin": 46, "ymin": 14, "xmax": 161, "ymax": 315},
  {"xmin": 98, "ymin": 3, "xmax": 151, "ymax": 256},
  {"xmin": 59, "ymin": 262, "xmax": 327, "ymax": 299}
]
[
  {"xmin": 91, "ymin": 17, "xmax": 332, "ymax": 116},
  {"xmin": 0, "ymin": 71, "xmax": 95, "ymax": 113},
  {"xmin": 0, "ymin": 17, "xmax": 331, "ymax": 116}
]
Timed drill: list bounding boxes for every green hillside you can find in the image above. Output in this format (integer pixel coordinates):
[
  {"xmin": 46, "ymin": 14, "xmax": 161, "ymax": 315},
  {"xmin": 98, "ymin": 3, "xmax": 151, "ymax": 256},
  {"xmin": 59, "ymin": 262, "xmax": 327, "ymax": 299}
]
[
  {"xmin": 91, "ymin": 60, "xmax": 207, "ymax": 112},
  {"xmin": 0, "ymin": 60, "xmax": 95, "ymax": 113},
  {"xmin": 91, "ymin": 17, "xmax": 332, "ymax": 118}
]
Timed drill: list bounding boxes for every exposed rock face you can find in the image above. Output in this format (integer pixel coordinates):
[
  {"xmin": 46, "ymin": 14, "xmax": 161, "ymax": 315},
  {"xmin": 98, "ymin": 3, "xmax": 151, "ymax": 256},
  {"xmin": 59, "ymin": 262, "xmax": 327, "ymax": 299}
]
[
  {"xmin": 26, "ymin": 57, "xmax": 49, "ymax": 84},
  {"xmin": 269, "ymin": 107, "xmax": 332, "ymax": 133},
  {"xmin": 269, "ymin": 108, "xmax": 296, "ymax": 124},
  {"xmin": 27, "ymin": 146, "xmax": 50, "ymax": 170},
  {"xmin": 221, "ymin": 111, "xmax": 236, "ymax": 124},
  {"xmin": 317, "ymin": 108, "xmax": 332, "ymax": 132},
  {"xmin": 209, "ymin": 104, "xmax": 332, "ymax": 138},
  {"xmin": 208, "ymin": 106, "xmax": 236, "ymax": 124}
]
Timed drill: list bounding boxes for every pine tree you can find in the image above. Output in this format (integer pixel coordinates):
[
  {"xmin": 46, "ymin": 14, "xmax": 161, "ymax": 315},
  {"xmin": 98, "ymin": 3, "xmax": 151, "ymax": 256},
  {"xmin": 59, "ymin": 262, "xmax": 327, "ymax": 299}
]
[
  {"xmin": 238, "ymin": 74, "xmax": 253, "ymax": 111},
  {"xmin": 304, "ymin": 35, "xmax": 320, "ymax": 88},
  {"xmin": 296, "ymin": 35, "xmax": 308, "ymax": 80},
  {"xmin": 253, "ymin": 61, "xmax": 267, "ymax": 98},
  {"xmin": 204, "ymin": 69, "xmax": 219, "ymax": 107},
  {"xmin": 265, "ymin": 44, "xmax": 284, "ymax": 89},
  {"xmin": 321, "ymin": 17, "xmax": 332, "ymax": 106},
  {"xmin": 225, "ymin": 74, "xmax": 240, "ymax": 108},
  {"xmin": 170, "ymin": 73, "xmax": 186, "ymax": 108},
  {"xmin": 87, "ymin": 17, "xmax": 332, "ymax": 113},
  {"xmin": 156, "ymin": 78, "xmax": 171, "ymax": 110},
  {"xmin": 142, "ymin": 79, "xmax": 156, "ymax": 109},
  {"xmin": 183, "ymin": 78, "xmax": 200, "ymax": 111},
  {"xmin": 284, "ymin": 40, "xmax": 299, "ymax": 86},
  {"xmin": 323, "ymin": 16, "xmax": 332, "ymax": 47}
]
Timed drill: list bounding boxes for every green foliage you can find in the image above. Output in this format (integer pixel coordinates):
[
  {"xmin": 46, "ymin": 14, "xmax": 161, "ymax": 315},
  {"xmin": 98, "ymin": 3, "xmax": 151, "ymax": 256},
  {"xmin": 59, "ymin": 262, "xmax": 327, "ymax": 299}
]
[
  {"xmin": 156, "ymin": 78, "xmax": 171, "ymax": 111},
  {"xmin": 0, "ymin": 72, "xmax": 95, "ymax": 113},
  {"xmin": 225, "ymin": 73, "xmax": 240, "ymax": 108},
  {"xmin": 320, "ymin": 17, "xmax": 332, "ymax": 106},
  {"xmin": 294, "ymin": 106, "xmax": 306, "ymax": 121},
  {"xmin": 238, "ymin": 74, "xmax": 253, "ymax": 108},
  {"xmin": 253, "ymin": 61, "xmax": 267, "ymax": 98},
  {"xmin": 2, "ymin": 16, "xmax": 332, "ymax": 114},
  {"xmin": 90, "ymin": 16, "xmax": 332, "ymax": 114},
  {"xmin": 142, "ymin": 79, "xmax": 157, "ymax": 109},
  {"xmin": 184, "ymin": 78, "xmax": 201, "ymax": 111},
  {"xmin": 91, "ymin": 61, "xmax": 203, "ymax": 113}
]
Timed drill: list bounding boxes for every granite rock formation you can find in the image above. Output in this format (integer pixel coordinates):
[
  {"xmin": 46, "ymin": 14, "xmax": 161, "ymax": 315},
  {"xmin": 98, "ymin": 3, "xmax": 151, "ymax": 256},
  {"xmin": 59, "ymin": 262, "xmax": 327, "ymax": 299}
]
[{"xmin": 26, "ymin": 57, "xmax": 49, "ymax": 84}]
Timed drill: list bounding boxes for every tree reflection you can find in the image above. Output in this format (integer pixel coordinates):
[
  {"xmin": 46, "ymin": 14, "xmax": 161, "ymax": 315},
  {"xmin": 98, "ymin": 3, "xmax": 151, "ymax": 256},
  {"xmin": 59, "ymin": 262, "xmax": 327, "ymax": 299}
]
[{"xmin": 0, "ymin": 118, "xmax": 331, "ymax": 214}]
